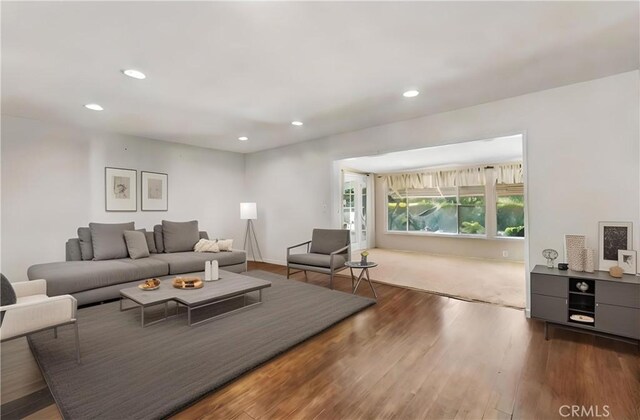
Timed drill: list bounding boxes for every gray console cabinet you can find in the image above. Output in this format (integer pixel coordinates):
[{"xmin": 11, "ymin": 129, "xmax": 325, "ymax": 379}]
[{"xmin": 530, "ymin": 265, "xmax": 640, "ymax": 343}]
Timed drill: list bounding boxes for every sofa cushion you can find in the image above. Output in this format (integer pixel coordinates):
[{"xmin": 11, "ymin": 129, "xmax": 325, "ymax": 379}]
[
  {"xmin": 90, "ymin": 222, "xmax": 135, "ymax": 261},
  {"xmin": 27, "ymin": 259, "xmax": 169, "ymax": 296},
  {"xmin": 150, "ymin": 251, "xmax": 246, "ymax": 275},
  {"xmin": 77, "ymin": 227, "xmax": 94, "ymax": 260},
  {"xmin": 288, "ymin": 253, "xmax": 346, "ymax": 270},
  {"xmin": 1, "ymin": 274, "xmax": 17, "ymax": 325},
  {"xmin": 162, "ymin": 220, "xmax": 199, "ymax": 253},
  {"xmin": 153, "ymin": 225, "xmax": 164, "ymax": 253},
  {"xmin": 124, "ymin": 231, "xmax": 150, "ymax": 260},
  {"xmin": 144, "ymin": 231, "xmax": 157, "ymax": 253},
  {"xmin": 309, "ymin": 229, "xmax": 350, "ymax": 255},
  {"xmin": 66, "ymin": 238, "xmax": 82, "ymax": 261}
]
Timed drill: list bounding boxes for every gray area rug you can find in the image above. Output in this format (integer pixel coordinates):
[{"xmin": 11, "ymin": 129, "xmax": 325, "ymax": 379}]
[{"xmin": 28, "ymin": 271, "xmax": 375, "ymax": 419}]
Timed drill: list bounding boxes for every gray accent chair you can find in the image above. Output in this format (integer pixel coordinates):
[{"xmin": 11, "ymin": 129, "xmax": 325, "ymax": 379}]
[{"xmin": 287, "ymin": 229, "xmax": 351, "ymax": 289}]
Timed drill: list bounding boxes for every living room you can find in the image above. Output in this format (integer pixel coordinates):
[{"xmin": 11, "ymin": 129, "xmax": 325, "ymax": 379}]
[{"xmin": 2, "ymin": 1, "xmax": 639, "ymax": 419}]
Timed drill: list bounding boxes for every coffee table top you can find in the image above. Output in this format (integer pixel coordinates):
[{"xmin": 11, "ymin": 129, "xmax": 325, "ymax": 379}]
[
  {"xmin": 345, "ymin": 261, "xmax": 378, "ymax": 269},
  {"xmin": 120, "ymin": 270, "xmax": 271, "ymax": 306}
]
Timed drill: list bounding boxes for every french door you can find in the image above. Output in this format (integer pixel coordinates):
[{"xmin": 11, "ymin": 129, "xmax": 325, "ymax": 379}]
[{"xmin": 342, "ymin": 172, "xmax": 370, "ymax": 251}]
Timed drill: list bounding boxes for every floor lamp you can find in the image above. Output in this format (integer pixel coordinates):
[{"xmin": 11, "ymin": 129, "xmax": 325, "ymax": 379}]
[{"xmin": 241, "ymin": 202, "xmax": 263, "ymax": 262}]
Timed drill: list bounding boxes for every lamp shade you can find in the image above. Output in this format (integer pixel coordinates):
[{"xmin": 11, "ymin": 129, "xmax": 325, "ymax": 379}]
[{"xmin": 240, "ymin": 202, "xmax": 257, "ymax": 220}]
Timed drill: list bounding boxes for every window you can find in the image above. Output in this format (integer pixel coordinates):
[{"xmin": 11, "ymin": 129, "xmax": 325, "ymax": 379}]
[
  {"xmin": 496, "ymin": 183, "xmax": 524, "ymax": 237},
  {"xmin": 388, "ymin": 186, "xmax": 486, "ymax": 235}
]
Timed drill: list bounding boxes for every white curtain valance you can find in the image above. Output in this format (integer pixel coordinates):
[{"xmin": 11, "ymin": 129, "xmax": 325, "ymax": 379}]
[
  {"xmin": 384, "ymin": 162, "xmax": 522, "ymax": 193},
  {"xmin": 495, "ymin": 163, "xmax": 523, "ymax": 184}
]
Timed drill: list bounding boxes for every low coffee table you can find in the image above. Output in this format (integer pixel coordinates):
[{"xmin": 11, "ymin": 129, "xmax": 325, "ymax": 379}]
[{"xmin": 120, "ymin": 270, "xmax": 271, "ymax": 327}]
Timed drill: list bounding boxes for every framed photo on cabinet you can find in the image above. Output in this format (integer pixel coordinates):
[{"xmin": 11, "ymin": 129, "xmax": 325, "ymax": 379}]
[
  {"xmin": 105, "ymin": 167, "xmax": 137, "ymax": 212},
  {"xmin": 598, "ymin": 221, "xmax": 632, "ymax": 271},
  {"xmin": 141, "ymin": 171, "xmax": 168, "ymax": 211}
]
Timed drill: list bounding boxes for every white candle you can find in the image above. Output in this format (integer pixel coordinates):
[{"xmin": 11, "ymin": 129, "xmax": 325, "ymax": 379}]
[
  {"xmin": 204, "ymin": 261, "xmax": 212, "ymax": 281},
  {"xmin": 211, "ymin": 260, "xmax": 219, "ymax": 280}
]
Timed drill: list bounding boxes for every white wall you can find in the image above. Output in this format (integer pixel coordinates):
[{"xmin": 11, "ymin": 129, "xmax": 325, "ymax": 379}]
[
  {"xmin": 246, "ymin": 71, "xmax": 640, "ymax": 312},
  {"xmin": 373, "ymin": 177, "xmax": 525, "ymax": 261},
  {"xmin": 1, "ymin": 115, "xmax": 246, "ymax": 281}
]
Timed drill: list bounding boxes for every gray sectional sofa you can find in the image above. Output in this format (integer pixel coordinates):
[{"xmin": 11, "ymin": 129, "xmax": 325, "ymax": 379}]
[{"xmin": 27, "ymin": 221, "xmax": 246, "ymax": 306}]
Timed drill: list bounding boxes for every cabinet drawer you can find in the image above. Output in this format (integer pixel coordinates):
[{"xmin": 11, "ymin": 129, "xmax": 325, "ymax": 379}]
[
  {"xmin": 596, "ymin": 281, "xmax": 640, "ymax": 309},
  {"xmin": 531, "ymin": 274, "xmax": 567, "ymax": 298},
  {"xmin": 596, "ymin": 303, "xmax": 640, "ymax": 339},
  {"xmin": 531, "ymin": 294, "xmax": 566, "ymax": 322}
]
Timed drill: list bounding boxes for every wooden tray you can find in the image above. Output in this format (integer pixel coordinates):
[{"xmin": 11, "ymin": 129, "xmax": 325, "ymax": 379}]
[{"xmin": 172, "ymin": 277, "xmax": 204, "ymax": 289}]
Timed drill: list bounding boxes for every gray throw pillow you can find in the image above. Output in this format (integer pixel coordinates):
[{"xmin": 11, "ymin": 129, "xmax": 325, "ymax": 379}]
[
  {"xmin": 89, "ymin": 222, "xmax": 135, "ymax": 260},
  {"xmin": 153, "ymin": 225, "xmax": 164, "ymax": 253},
  {"xmin": 144, "ymin": 231, "xmax": 157, "ymax": 253},
  {"xmin": 162, "ymin": 220, "xmax": 199, "ymax": 253},
  {"xmin": 1, "ymin": 274, "xmax": 17, "ymax": 325},
  {"xmin": 77, "ymin": 227, "xmax": 94, "ymax": 260},
  {"xmin": 124, "ymin": 230, "xmax": 150, "ymax": 259}
]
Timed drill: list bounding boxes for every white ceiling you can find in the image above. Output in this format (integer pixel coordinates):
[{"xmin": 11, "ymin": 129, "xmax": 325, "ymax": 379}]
[
  {"xmin": 2, "ymin": 2, "xmax": 638, "ymax": 154},
  {"xmin": 341, "ymin": 134, "xmax": 523, "ymax": 174}
]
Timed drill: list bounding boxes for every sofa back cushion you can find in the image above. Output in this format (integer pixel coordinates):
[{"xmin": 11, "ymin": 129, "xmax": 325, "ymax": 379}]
[
  {"xmin": 124, "ymin": 230, "xmax": 150, "ymax": 259},
  {"xmin": 89, "ymin": 222, "xmax": 135, "ymax": 260},
  {"xmin": 162, "ymin": 220, "xmax": 199, "ymax": 253},
  {"xmin": 144, "ymin": 231, "xmax": 157, "ymax": 253},
  {"xmin": 77, "ymin": 227, "xmax": 94, "ymax": 260},
  {"xmin": 309, "ymin": 229, "xmax": 350, "ymax": 255},
  {"xmin": 153, "ymin": 225, "xmax": 165, "ymax": 253}
]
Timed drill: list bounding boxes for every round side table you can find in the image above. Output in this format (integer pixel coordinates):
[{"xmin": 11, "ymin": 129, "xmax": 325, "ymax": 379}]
[{"xmin": 345, "ymin": 261, "xmax": 378, "ymax": 299}]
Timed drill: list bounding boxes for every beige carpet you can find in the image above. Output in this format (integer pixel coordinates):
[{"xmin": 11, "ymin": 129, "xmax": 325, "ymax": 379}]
[{"xmin": 355, "ymin": 248, "xmax": 525, "ymax": 309}]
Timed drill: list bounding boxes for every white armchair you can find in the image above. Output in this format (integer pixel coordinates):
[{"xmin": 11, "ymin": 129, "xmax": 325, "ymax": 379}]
[{"xmin": 1, "ymin": 279, "xmax": 80, "ymax": 362}]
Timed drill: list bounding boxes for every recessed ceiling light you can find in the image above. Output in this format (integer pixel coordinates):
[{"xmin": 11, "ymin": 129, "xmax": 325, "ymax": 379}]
[
  {"xmin": 403, "ymin": 90, "xmax": 419, "ymax": 98},
  {"xmin": 238, "ymin": 136, "xmax": 248, "ymax": 141},
  {"xmin": 122, "ymin": 69, "xmax": 146, "ymax": 80},
  {"xmin": 291, "ymin": 121, "xmax": 303, "ymax": 126},
  {"xmin": 84, "ymin": 103, "xmax": 104, "ymax": 111}
]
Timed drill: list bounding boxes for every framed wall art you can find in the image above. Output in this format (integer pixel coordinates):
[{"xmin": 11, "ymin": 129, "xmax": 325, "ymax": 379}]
[
  {"xmin": 618, "ymin": 250, "xmax": 637, "ymax": 275},
  {"xmin": 141, "ymin": 171, "xmax": 168, "ymax": 211},
  {"xmin": 105, "ymin": 167, "xmax": 137, "ymax": 212},
  {"xmin": 598, "ymin": 221, "xmax": 632, "ymax": 271}
]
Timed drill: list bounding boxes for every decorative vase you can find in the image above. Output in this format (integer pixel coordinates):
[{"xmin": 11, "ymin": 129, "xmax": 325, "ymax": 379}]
[
  {"xmin": 584, "ymin": 248, "xmax": 595, "ymax": 273},
  {"xmin": 565, "ymin": 235, "xmax": 586, "ymax": 272},
  {"xmin": 361, "ymin": 255, "xmax": 367, "ymax": 265}
]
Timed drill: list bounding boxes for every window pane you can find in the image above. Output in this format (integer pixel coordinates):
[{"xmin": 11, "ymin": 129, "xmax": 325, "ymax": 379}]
[
  {"xmin": 459, "ymin": 195, "xmax": 486, "ymax": 234},
  {"xmin": 497, "ymin": 195, "xmax": 525, "ymax": 236},
  {"xmin": 387, "ymin": 195, "xmax": 407, "ymax": 231},
  {"xmin": 407, "ymin": 196, "xmax": 457, "ymax": 233}
]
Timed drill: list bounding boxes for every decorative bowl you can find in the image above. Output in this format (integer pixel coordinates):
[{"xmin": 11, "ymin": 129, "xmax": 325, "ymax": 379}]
[
  {"xmin": 172, "ymin": 277, "xmax": 204, "ymax": 289},
  {"xmin": 138, "ymin": 278, "xmax": 161, "ymax": 291}
]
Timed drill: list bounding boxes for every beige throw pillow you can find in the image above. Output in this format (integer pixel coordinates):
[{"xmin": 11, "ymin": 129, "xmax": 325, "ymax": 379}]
[
  {"xmin": 194, "ymin": 239, "xmax": 219, "ymax": 253},
  {"xmin": 217, "ymin": 239, "xmax": 233, "ymax": 251}
]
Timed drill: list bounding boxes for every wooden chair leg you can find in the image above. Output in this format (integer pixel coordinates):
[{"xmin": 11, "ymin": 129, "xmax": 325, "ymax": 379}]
[
  {"xmin": 304, "ymin": 270, "xmax": 308, "ymax": 281},
  {"xmin": 330, "ymin": 271, "xmax": 334, "ymax": 289},
  {"xmin": 54, "ymin": 327, "xmax": 58, "ymax": 339},
  {"xmin": 287, "ymin": 266, "xmax": 290, "ymax": 279}
]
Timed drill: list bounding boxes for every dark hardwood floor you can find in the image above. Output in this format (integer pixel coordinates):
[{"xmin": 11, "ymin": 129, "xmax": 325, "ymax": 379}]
[{"xmin": 2, "ymin": 262, "xmax": 638, "ymax": 419}]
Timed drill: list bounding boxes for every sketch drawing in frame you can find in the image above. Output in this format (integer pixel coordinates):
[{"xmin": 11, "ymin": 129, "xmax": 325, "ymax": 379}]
[
  {"xmin": 598, "ymin": 221, "xmax": 632, "ymax": 271},
  {"xmin": 105, "ymin": 167, "xmax": 137, "ymax": 212},
  {"xmin": 618, "ymin": 250, "xmax": 637, "ymax": 275},
  {"xmin": 141, "ymin": 171, "xmax": 168, "ymax": 211}
]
